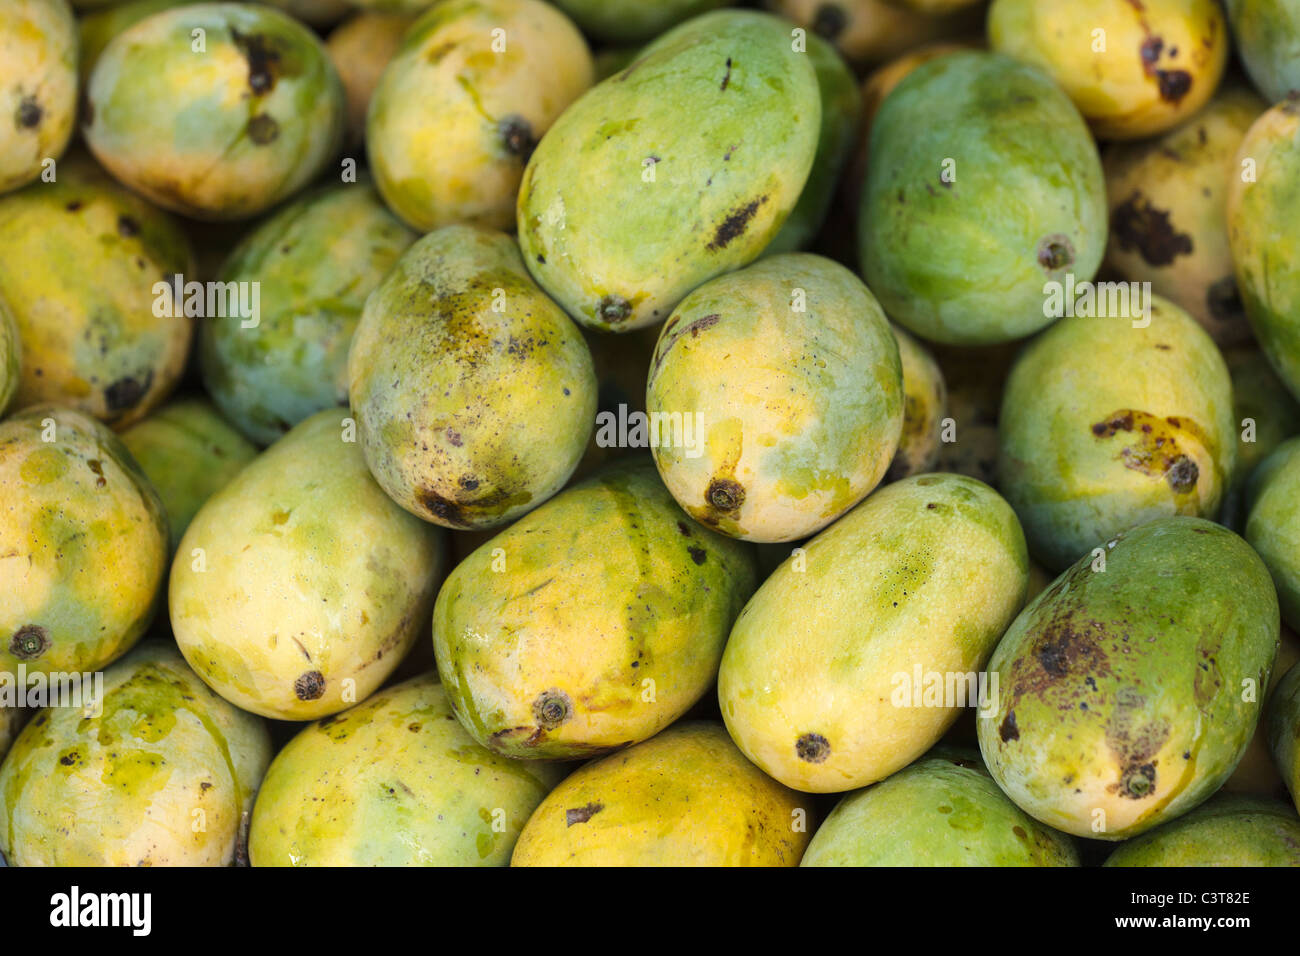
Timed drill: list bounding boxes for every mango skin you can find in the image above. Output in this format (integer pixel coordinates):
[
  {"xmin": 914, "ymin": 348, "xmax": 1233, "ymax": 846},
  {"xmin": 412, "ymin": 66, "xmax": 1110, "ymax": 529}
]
[
  {"xmin": 1267, "ymin": 660, "xmax": 1300, "ymax": 812},
  {"xmin": 1224, "ymin": 625, "xmax": 1300, "ymax": 795},
  {"xmin": 979, "ymin": 517, "xmax": 1281, "ymax": 841},
  {"xmin": 1226, "ymin": 0, "xmax": 1300, "ymax": 104},
  {"xmin": 249, "ymin": 674, "xmax": 562, "ymax": 866},
  {"xmin": 989, "ymin": 0, "xmax": 1228, "ymax": 141},
  {"xmin": 512, "ymin": 722, "xmax": 813, "ymax": 866},
  {"xmin": 1220, "ymin": 346, "xmax": 1300, "ymax": 531},
  {"xmin": 0, "ymin": 707, "xmax": 25, "ymax": 765},
  {"xmin": 0, "ymin": 297, "xmax": 18, "ymax": 418},
  {"xmin": 0, "ymin": 642, "xmax": 271, "ymax": 867},
  {"xmin": 348, "ymin": 225, "xmax": 596, "ymax": 530},
  {"xmin": 647, "ymin": 254, "xmax": 903, "ymax": 543},
  {"xmin": 368, "ymin": 0, "xmax": 593, "ymax": 233},
  {"xmin": 999, "ymin": 297, "xmax": 1236, "ymax": 571},
  {"xmin": 0, "ymin": 156, "xmax": 194, "ymax": 428},
  {"xmin": 802, "ymin": 750, "xmax": 1079, "ymax": 866},
  {"xmin": 1228, "ymin": 99, "xmax": 1300, "ymax": 404},
  {"xmin": 767, "ymin": 0, "xmax": 979, "ymax": 65},
  {"xmin": 553, "ymin": 0, "xmax": 732, "ymax": 44},
  {"xmin": 170, "ymin": 409, "xmax": 445, "ymax": 721},
  {"xmin": 434, "ymin": 459, "xmax": 757, "ymax": 759},
  {"xmin": 1247, "ymin": 438, "xmax": 1300, "ymax": 630},
  {"xmin": 262, "ymin": 0, "xmax": 351, "ymax": 27},
  {"xmin": 119, "ymin": 398, "xmax": 258, "ymax": 553},
  {"xmin": 860, "ymin": 51, "xmax": 1107, "ymax": 345},
  {"xmin": 1104, "ymin": 794, "xmax": 1300, "ymax": 866},
  {"xmin": 0, "ymin": 406, "xmax": 168, "ymax": 677},
  {"xmin": 887, "ymin": 324, "xmax": 946, "ymax": 482},
  {"xmin": 325, "ymin": 12, "xmax": 413, "ymax": 147},
  {"xmin": 202, "ymin": 182, "xmax": 417, "ymax": 447},
  {"xmin": 83, "ymin": 3, "xmax": 345, "ymax": 220},
  {"xmin": 0, "ymin": 0, "xmax": 77, "ymax": 195},
  {"xmin": 517, "ymin": 10, "xmax": 821, "ymax": 332},
  {"xmin": 78, "ymin": 0, "xmax": 199, "ymax": 83},
  {"xmin": 720, "ymin": 473, "xmax": 1029, "ymax": 793}
]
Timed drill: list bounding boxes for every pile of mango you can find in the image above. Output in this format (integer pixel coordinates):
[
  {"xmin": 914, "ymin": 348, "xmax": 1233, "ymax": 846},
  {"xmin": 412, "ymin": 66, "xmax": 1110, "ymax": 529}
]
[{"xmin": 2, "ymin": 0, "xmax": 1300, "ymax": 868}]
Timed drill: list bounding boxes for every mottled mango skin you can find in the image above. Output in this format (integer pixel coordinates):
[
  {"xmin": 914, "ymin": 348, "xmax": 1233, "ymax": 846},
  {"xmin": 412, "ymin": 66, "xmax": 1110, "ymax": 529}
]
[
  {"xmin": 0, "ymin": 406, "xmax": 168, "ymax": 676},
  {"xmin": 249, "ymin": 674, "xmax": 561, "ymax": 866},
  {"xmin": 83, "ymin": 3, "xmax": 345, "ymax": 220},
  {"xmin": 433, "ymin": 460, "xmax": 757, "ymax": 759},
  {"xmin": 368, "ymin": 0, "xmax": 593, "ymax": 233},
  {"xmin": 553, "ymin": 0, "xmax": 732, "ymax": 43},
  {"xmin": 170, "ymin": 409, "xmax": 445, "ymax": 720},
  {"xmin": 0, "ymin": 156, "xmax": 194, "ymax": 428},
  {"xmin": 512, "ymin": 722, "xmax": 812, "ymax": 866},
  {"xmin": 78, "ymin": 0, "xmax": 198, "ymax": 83},
  {"xmin": 1103, "ymin": 84, "xmax": 1267, "ymax": 348},
  {"xmin": 887, "ymin": 324, "xmax": 946, "ymax": 482},
  {"xmin": 767, "ymin": 0, "xmax": 980, "ymax": 65},
  {"xmin": 1247, "ymin": 438, "xmax": 1300, "ymax": 630},
  {"xmin": 989, "ymin": 0, "xmax": 1228, "ymax": 141},
  {"xmin": 0, "ymin": 297, "xmax": 18, "ymax": 418},
  {"xmin": 860, "ymin": 51, "xmax": 1107, "ymax": 345},
  {"xmin": 1226, "ymin": 0, "xmax": 1300, "ymax": 103},
  {"xmin": 0, "ymin": 642, "xmax": 271, "ymax": 867},
  {"xmin": 647, "ymin": 254, "xmax": 903, "ymax": 542},
  {"xmin": 0, "ymin": 0, "xmax": 77, "ymax": 194},
  {"xmin": 119, "ymin": 398, "xmax": 258, "ymax": 553},
  {"xmin": 202, "ymin": 182, "xmax": 417, "ymax": 446},
  {"xmin": 802, "ymin": 750, "xmax": 1079, "ymax": 866},
  {"xmin": 1228, "ymin": 99, "xmax": 1300, "ymax": 404},
  {"xmin": 325, "ymin": 12, "xmax": 413, "ymax": 147},
  {"xmin": 720, "ymin": 473, "xmax": 1029, "ymax": 793},
  {"xmin": 999, "ymin": 297, "xmax": 1236, "ymax": 571},
  {"xmin": 979, "ymin": 517, "xmax": 1280, "ymax": 841},
  {"xmin": 517, "ymin": 10, "xmax": 821, "ymax": 332},
  {"xmin": 1104, "ymin": 794, "xmax": 1300, "ymax": 866},
  {"xmin": 348, "ymin": 225, "xmax": 596, "ymax": 530}
]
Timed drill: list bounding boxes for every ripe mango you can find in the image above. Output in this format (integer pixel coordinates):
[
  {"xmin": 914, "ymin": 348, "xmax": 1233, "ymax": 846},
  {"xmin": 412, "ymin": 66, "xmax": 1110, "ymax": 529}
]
[
  {"xmin": 325, "ymin": 12, "xmax": 413, "ymax": 147},
  {"xmin": 0, "ymin": 297, "xmax": 18, "ymax": 417},
  {"xmin": 1104, "ymin": 794, "xmax": 1300, "ymax": 866},
  {"xmin": 78, "ymin": 1, "xmax": 199, "ymax": 83},
  {"xmin": 0, "ymin": 0, "xmax": 77, "ymax": 194},
  {"xmin": 887, "ymin": 324, "xmax": 946, "ymax": 482},
  {"xmin": 1246, "ymin": 437, "xmax": 1300, "ymax": 630}
]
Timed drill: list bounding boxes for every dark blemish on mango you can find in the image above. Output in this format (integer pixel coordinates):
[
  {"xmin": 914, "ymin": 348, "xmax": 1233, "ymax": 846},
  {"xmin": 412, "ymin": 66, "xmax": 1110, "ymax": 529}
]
[
  {"xmin": 1166, "ymin": 455, "xmax": 1198, "ymax": 492},
  {"xmin": 532, "ymin": 689, "xmax": 572, "ymax": 730},
  {"xmin": 1155, "ymin": 70, "xmax": 1192, "ymax": 103},
  {"xmin": 1112, "ymin": 193, "xmax": 1193, "ymax": 266},
  {"xmin": 445, "ymin": 428, "xmax": 462, "ymax": 447},
  {"xmin": 565, "ymin": 801, "xmax": 603, "ymax": 826},
  {"xmin": 811, "ymin": 3, "xmax": 848, "ymax": 40},
  {"xmin": 1036, "ymin": 234, "xmax": 1074, "ymax": 271},
  {"xmin": 498, "ymin": 115, "xmax": 535, "ymax": 159},
  {"xmin": 459, "ymin": 476, "xmax": 480, "ymax": 491},
  {"xmin": 1120, "ymin": 761, "xmax": 1157, "ymax": 797},
  {"xmin": 417, "ymin": 489, "xmax": 470, "ymax": 527},
  {"xmin": 9, "ymin": 624, "xmax": 49, "ymax": 660},
  {"xmin": 676, "ymin": 520, "xmax": 692, "ymax": 537},
  {"xmin": 104, "ymin": 373, "xmax": 151, "ymax": 413},
  {"xmin": 999, "ymin": 711, "xmax": 1020, "ymax": 742},
  {"xmin": 688, "ymin": 546, "xmax": 706, "ymax": 565},
  {"xmin": 796, "ymin": 733, "xmax": 830, "ymax": 763},
  {"xmin": 1091, "ymin": 409, "xmax": 1203, "ymax": 492},
  {"xmin": 706, "ymin": 478, "xmax": 744, "ymax": 513},
  {"xmin": 16, "ymin": 95, "xmax": 42, "ymax": 130},
  {"xmin": 116, "ymin": 216, "xmax": 139, "ymax": 238},
  {"xmin": 598, "ymin": 295, "xmax": 632, "ymax": 325},
  {"xmin": 720, "ymin": 58, "xmax": 733, "ymax": 92},
  {"xmin": 65, "ymin": 200, "xmax": 82, "ymax": 212},
  {"xmin": 1206, "ymin": 276, "xmax": 1243, "ymax": 324},
  {"xmin": 707, "ymin": 196, "xmax": 767, "ymax": 252},
  {"xmin": 247, "ymin": 114, "xmax": 279, "ymax": 145},
  {"xmin": 231, "ymin": 30, "xmax": 280, "ymax": 96},
  {"xmin": 87, "ymin": 459, "xmax": 106, "ymax": 488},
  {"xmin": 294, "ymin": 670, "xmax": 325, "ymax": 701}
]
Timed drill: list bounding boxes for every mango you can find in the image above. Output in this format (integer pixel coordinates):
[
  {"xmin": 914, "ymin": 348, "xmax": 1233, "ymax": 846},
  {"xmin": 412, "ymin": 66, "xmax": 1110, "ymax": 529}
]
[
  {"xmin": 932, "ymin": 342, "xmax": 1017, "ymax": 487},
  {"xmin": 433, "ymin": 459, "xmax": 756, "ymax": 759},
  {"xmin": 720, "ymin": 473, "xmax": 1028, "ymax": 793},
  {"xmin": 1223, "ymin": 625, "xmax": 1299, "ymax": 796},
  {"xmin": 766, "ymin": 0, "xmax": 980, "ymax": 65},
  {"xmin": 119, "ymin": 398, "xmax": 258, "ymax": 553},
  {"xmin": 1104, "ymin": 794, "xmax": 1300, "ymax": 866},
  {"xmin": 0, "ymin": 406, "xmax": 168, "ymax": 676},
  {"xmin": 249, "ymin": 674, "xmax": 562, "ymax": 866},
  {"xmin": 646, "ymin": 253, "xmax": 903, "ymax": 543},
  {"xmin": 0, "ymin": 707, "xmax": 28, "ymax": 765},
  {"xmin": 262, "ymin": 0, "xmax": 351, "ymax": 27},
  {"xmin": 512, "ymin": 722, "xmax": 812, "ymax": 866},
  {"xmin": 1246, "ymin": 438, "xmax": 1300, "ymax": 630},
  {"xmin": 170, "ymin": 409, "xmax": 445, "ymax": 720},
  {"xmin": 0, "ymin": 155, "xmax": 194, "ymax": 428},
  {"xmin": 1219, "ymin": 346, "xmax": 1300, "ymax": 530},
  {"xmin": 0, "ymin": 296, "xmax": 18, "ymax": 418},
  {"xmin": 348, "ymin": 225, "xmax": 596, "ymax": 530},
  {"xmin": 517, "ymin": 10, "xmax": 821, "ymax": 331},
  {"xmin": 202, "ymin": 181, "xmax": 417, "ymax": 446},
  {"xmin": 0, "ymin": 0, "xmax": 76, "ymax": 193},
  {"xmin": 325, "ymin": 12, "xmax": 413, "ymax": 148},
  {"xmin": 989, "ymin": 0, "xmax": 1228, "ymax": 140},
  {"xmin": 979, "ymin": 517, "xmax": 1280, "ymax": 840},
  {"xmin": 1226, "ymin": 0, "xmax": 1300, "ymax": 104},
  {"xmin": 801, "ymin": 750, "xmax": 1079, "ymax": 866},
  {"xmin": 887, "ymin": 324, "xmax": 946, "ymax": 482},
  {"xmin": 368, "ymin": 0, "xmax": 593, "ymax": 233},
  {"xmin": 83, "ymin": 3, "xmax": 345, "ymax": 220},
  {"xmin": 859, "ymin": 51, "xmax": 1107, "ymax": 345},
  {"xmin": 553, "ymin": 0, "xmax": 733, "ymax": 43},
  {"xmin": 78, "ymin": 0, "xmax": 199, "ymax": 83},
  {"xmin": 1267, "ymin": 660, "xmax": 1300, "ymax": 812},
  {"xmin": 999, "ymin": 297, "xmax": 1236, "ymax": 571}
]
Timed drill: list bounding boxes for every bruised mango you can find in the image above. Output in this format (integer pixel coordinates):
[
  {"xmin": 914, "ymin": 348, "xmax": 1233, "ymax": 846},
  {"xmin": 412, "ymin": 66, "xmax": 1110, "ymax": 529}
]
[
  {"xmin": 979, "ymin": 517, "xmax": 1280, "ymax": 840},
  {"xmin": 170, "ymin": 409, "xmax": 445, "ymax": 721},
  {"xmin": 0, "ymin": 0, "xmax": 77, "ymax": 195},
  {"xmin": 1226, "ymin": 0, "xmax": 1300, "ymax": 104},
  {"xmin": 1104, "ymin": 794, "xmax": 1300, "ymax": 866},
  {"xmin": 517, "ymin": 10, "xmax": 821, "ymax": 331},
  {"xmin": 511, "ymin": 722, "xmax": 812, "ymax": 866},
  {"xmin": 553, "ymin": 0, "xmax": 733, "ymax": 44},
  {"xmin": 325, "ymin": 11, "xmax": 413, "ymax": 148},
  {"xmin": 719, "ymin": 473, "xmax": 1028, "ymax": 793},
  {"xmin": 887, "ymin": 324, "xmax": 946, "ymax": 482},
  {"xmin": 1246, "ymin": 438, "xmax": 1300, "ymax": 630},
  {"xmin": 433, "ymin": 459, "xmax": 756, "ymax": 759},
  {"xmin": 368, "ymin": 0, "xmax": 593, "ymax": 232}
]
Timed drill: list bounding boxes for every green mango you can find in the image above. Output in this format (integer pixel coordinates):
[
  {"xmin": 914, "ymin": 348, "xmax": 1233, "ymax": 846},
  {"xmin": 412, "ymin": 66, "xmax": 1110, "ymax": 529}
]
[
  {"xmin": 119, "ymin": 398, "xmax": 258, "ymax": 553},
  {"xmin": 0, "ymin": 642, "xmax": 271, "ymax": 866},
  {"xmin": 886, "ymin": 324, "xmax": 946, "ymax": 482},
  {"xmin": 1220, "ymin": 347, "xmax": 1300, "ymax": 530},
  {"xmin": 646, "ymin": 253, "xmax": 902, "ymax": 542},
  {"xmin": 553, "ymin": 0, "xmax": 733, "ymax": 44},
  {"xmin": 1246, "ymin": 438, "xmax": 1300, "ymax": 630},
  {"xmin": 368, "ymin": 0, "xmax": 594, "ymax": 232},
  {"xmin": 201, "ymin": 181, "xmax": 417, "ymax": 447},
  {"xmin": 78, "ymin": 0, "xmax": 200, "ymax": 83},
  {"xmin": 1228, "ymin": 98, "xmax": 1300, "ymax": 403},
  {"xmin": 249, "ymin": 674, "xmax": 562, "ymax": 866},
  {"xmin": 720, "ymin": 473, "xmax": 1028, "ymax": 793},
  {"xmin": 349, "ymin": 0, "xmax": 436, "ymax": 12},
  {"xmin": 1267, "ymin": 661, "xmax": 1300, "ymax": 811},
  {"xmin": 0, "ymin": 155, "xmax": 194, "ymax": 428},
  {"xmin": 433, "ymin": 459, "xmax": 757, "ymax": 759},
  {"xmin": 860, "ymin": 51, "xmax": 1107, "ymax": 345},
  {"xmin": 592, "ymin": 46, "xmax": 642, "ymax": 82},
  {"xmin": 0, "ymin": 0, "xmax": 77, "ymax": 195},
  {"xmin": 517, "ymin": 10, "xmax": 822, "ymax": 331},
  {"xmin": 978, "ymin": 517, "xmax": 1280, "ymax": 840},
  {"xmin": 999, "ymin": 297, "xmax": 1236, "ymax": 571},
  {"xmin": 802, "ymin": 750, "xmax": 1079, "ymax": 866},
  {"xmin": 325, "ymin": 11, "xmax": 414, "ymax": 147},
  {"xmin": 0, "ymin": 296, "xmax": 18, "ymax": 418},
  {"xmin": 0, "ymin": 406, "xmax": 168, "ymax": 676},
  {"xmin": 348, "ymin": 225, "xmax": 596, "ymax": 530},
  {"xmin": 1224, "ymin": 625, "xmax": 1300, "ymax": 796},
  {"xmin": 1226, "ymin": 0, "xmax": 1300, "ymax": 104},
  {"xmin": 512, "ymin": 722, "xmax": 813, "ymax": 866},
  {"xmin": 170, "ymin": 409, "xmax": 445, "ymax": 721},
  {"xmin": 83, "ymin": 3, "xmax": 345, "ymax": 220},
  {"xmin": 1104, "ymin": 794, "xmax": 1300, "ymax": 866},
  {"xmin": 261, "ymin": 0, "xmax": 351, "ymax": 27}
]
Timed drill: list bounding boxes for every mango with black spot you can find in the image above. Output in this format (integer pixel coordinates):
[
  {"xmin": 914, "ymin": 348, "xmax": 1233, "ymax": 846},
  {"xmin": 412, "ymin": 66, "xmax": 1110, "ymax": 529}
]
[
  {"xmin": 1226, "ymin": 0, "xmax": 1300, "ymax": 104},
  {"xmin": 0, "ymin": 0, "xmax": 77, "ymax": 194},
  {"xmin": 1105, "ymin": 794, "xmax": 1300, "ymax": 866},
  {"xmin": 1247, "ymin": 437, "xmax": 1300, "ymax": 630},
  {"xmin": 0, "ymin": 642, "xmax": 271, "ymax": 866},
  {"xmin": 170, "ymin": 409, "xmax": 445, "ymax": 721}
]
